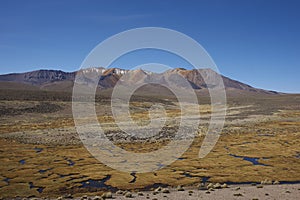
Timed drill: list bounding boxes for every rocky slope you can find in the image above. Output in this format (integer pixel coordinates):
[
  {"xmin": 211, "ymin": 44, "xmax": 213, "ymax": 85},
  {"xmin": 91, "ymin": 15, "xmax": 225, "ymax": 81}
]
[{"xmin": 0, "ymin": 67, "xmax": 278, "ymax": 94}]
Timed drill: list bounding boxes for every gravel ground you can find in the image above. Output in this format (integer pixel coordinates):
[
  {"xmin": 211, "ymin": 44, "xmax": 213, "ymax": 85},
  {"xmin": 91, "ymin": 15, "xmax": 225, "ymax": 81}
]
[{"xmin": 49, "ymin": 184, "xmax": 300, "ymax": 200}]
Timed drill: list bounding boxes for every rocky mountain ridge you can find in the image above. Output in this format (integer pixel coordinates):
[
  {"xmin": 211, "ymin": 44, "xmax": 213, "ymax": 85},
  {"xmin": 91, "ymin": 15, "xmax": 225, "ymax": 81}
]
[{"xmin": 0, "ymin": 67, "xmax": 278, "ymax": 94}]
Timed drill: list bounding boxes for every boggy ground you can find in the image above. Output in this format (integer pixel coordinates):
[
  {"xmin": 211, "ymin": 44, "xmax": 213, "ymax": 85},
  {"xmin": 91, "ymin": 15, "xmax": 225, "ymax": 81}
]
[{"xmin": 0, "ymin": 93, "xmax": 300, "ymax": 198}]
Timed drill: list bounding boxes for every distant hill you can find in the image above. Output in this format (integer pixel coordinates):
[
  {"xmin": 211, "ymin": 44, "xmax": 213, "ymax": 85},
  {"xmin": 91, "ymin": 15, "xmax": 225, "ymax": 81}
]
[
  {"xmin": 0, "ymin": 67, "xmax": 279, "ymax": 95},
  {"xmin": 0, "ymin": 69, "xmax": 75, "ymax": 85}
]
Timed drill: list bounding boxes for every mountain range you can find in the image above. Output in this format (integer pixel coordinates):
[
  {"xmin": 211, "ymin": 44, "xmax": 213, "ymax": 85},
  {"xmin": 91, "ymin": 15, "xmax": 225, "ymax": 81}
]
[{"xmin": 0, "ymin": 67, "xmax": 278, "ymax": 95}]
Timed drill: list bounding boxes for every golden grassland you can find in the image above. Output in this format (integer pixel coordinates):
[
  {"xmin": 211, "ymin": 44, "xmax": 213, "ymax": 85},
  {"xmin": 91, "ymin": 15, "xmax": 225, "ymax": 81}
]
[{"xmin": 0, "ymin": 99, "xmax": 300, "ymax": 198}]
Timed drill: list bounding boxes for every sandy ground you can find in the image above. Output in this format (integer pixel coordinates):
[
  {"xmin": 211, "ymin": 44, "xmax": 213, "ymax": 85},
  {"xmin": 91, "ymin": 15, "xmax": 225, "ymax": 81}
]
[{"xmin": 64, "ymin": 184, "xmax": 300, "ymax": 200}]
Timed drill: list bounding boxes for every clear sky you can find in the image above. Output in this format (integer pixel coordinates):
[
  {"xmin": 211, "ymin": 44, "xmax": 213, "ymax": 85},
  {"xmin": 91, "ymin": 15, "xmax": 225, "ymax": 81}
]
[{"xmin": 0, "ymin": 0, "xmax": 299, "ymax": 93}]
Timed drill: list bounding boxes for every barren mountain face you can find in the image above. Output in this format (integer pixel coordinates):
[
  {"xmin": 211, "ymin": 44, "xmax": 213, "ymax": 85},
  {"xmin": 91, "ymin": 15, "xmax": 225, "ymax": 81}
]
[{"xmin": 0, "ymin": 67, "xmax": 277, "ymax": 94}]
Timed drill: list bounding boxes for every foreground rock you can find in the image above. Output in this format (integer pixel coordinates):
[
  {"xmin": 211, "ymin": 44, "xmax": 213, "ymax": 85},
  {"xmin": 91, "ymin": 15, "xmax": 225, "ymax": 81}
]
[{"xmin": 75, "ymin": 184, "xmax": 299, "ymax": 200}]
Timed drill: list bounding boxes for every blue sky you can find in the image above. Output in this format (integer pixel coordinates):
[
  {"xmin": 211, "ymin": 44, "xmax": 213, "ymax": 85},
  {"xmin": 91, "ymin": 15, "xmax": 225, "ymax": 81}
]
[{"xmin": 0, "ymin": 0, "xmax": 299, "ymax": 93}]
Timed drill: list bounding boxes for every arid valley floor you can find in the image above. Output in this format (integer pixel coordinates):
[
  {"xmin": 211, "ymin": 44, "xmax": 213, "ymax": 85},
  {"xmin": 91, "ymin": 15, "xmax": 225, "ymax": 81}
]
[{"xmin": 0, "ymin": 88, "xmax": 300, "ymax": 199}]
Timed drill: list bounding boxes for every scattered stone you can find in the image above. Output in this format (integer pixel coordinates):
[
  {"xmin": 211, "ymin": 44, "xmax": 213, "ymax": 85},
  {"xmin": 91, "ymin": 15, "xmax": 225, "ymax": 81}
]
[
  {"xmin": 233, "ymin": 193, "xmax": 243, "ymax": 197},
  {"xmin": 221, "ymin": 183, "xmax": 228, "ymax": 188},
  {"xmin": 207, "ymin": 183, "xmax": 214, "ymax": 189},
  {"xmin": 188, "ymin": 190, "xmax": 193, "ymax": 194},
  {"xmin": 286, "ymin": 190, "xmax": 291, "ymax": 193},
  {"xmin": 198, "ymin": 183, "xmax": 207, "ymax": 190},
  {"xmin": 208, "ymin": 188, "xmax": 215, "ymax": 192},
  {"xmin": 213, "ymin": 183, "xmax": 222, "ymax": 189},
  {"xmin": 257, "ymin": 185, "xmax": 264, "ymax": 188},
  {"xmin": 198, "ymin": 183, "xmax": 205, "ymax": 187},
  {"xmin": 261, "ymin": 179, "xmax": 272, "ymax": 185},
  {"xmin": 205, "ymin": 191, "xmax": 210, "ymax": 194},
  {"xmin": 93, "ymin": 196, "xmax": 102, "ymax": 200},
  {"xmin": 64, "ymin": 194, "xmax": 73, "ymax": 199},
  {"xmin": 177, "ymin": 185, "xmax": 185, "ymax": 191},
  {"xmin": 251, "ymin": 183, "xmax": 257, "ymax": 186},
  {"xmin": 137, "ymin": 192, "xmax": 144, "ymax": 196},
  {"xmin": 252, "ymin": 198, "xmax": 259, "ymax": 200},
  {"xmin": 162, "ymin": 188, "xmax": 170, "ymax": 193},
  {"xmin": 235, "ymin": 187, "xmax": 240, "ymax": 190},
  {"xmin": 273, "ymin": 180, "xmax": 280, "ymax": 185},
  {"xmin": 152, "ymin": 198, "xmax": 158, "ymax": 200},
  {"xmin": 81, "ymin": 195, "xmax": 88, "ymax": 200},
  {"xmin": 152, "ymin": 191, "xmax": 159, "ymax": 195},
  {"xmin": 124, "ymin": 192, "xmax": 133, "ymax": 198},
  {"xmin": 56, "ymin": 197, "xmax": 63, "ymax": 200},
  {"xmin": 265, "ymin": 193, "xmax": 269, "ymax": 196},
  {"xmin": 155, "ymin": 187, "xmax": 162, "ymax": 192},
  {"xmin": 101, "ymin": 192, "xmax": 112, "ymax": 199},
  {"xmin": 116, "ymin": 190, "xmax": 123, "ymax": 195},
  {"xmin": 198, "ymin": 183, "xmax": 206, "ymax": 188}
]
